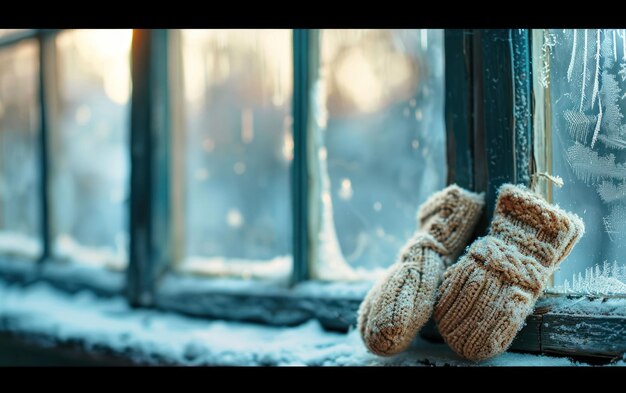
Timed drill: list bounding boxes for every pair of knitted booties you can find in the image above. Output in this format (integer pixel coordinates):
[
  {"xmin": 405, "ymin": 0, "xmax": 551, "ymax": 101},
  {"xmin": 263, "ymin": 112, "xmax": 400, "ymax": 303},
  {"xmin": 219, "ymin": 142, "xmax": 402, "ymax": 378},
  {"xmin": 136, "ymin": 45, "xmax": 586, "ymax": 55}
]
[{"xmin": 357, "ymin": 183, "xmax": 584, "ymax": 361}]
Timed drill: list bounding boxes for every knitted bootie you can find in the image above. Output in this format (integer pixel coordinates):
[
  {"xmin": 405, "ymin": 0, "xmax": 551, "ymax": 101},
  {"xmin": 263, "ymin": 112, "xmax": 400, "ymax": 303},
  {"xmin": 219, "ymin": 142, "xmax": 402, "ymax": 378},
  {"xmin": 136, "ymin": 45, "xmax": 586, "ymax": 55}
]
[
  {"xmin": 434, "ymin": 184, "xmax": 584, "ymax": 361},
  {"xmin": 358, "ymin": 184, "xmax": 485, "ymax": 356}
]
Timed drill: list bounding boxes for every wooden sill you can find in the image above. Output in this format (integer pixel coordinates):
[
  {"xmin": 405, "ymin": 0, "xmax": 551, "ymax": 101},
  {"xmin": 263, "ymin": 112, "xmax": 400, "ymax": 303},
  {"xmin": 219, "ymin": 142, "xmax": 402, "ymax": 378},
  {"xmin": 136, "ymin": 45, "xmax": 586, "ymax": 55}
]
[{"xmin": 1, "ymin": 258, "xmax": 625, "ymax": 363}]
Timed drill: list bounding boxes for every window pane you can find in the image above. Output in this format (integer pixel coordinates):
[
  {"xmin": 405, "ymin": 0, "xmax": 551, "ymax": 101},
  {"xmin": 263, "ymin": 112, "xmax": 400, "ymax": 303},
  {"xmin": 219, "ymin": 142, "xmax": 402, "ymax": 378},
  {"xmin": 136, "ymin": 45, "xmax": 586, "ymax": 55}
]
[
  {"xmin": 0, "ymin": 40, "xmax": 41, "ymax": 258},
  {"xmin": 312, "ymin": 29, "xmax": 446, "ymax": 280},
  {"xmin": 49, "ymin": 30, "xmax": 132, "ymax": 270},
  {"xmin": 174, "ymin": 29, "xmax": 292, "ymax": 280},
  {"xmin": 541, "ymin": 29, "xmax": 626, "ymax": 295}
]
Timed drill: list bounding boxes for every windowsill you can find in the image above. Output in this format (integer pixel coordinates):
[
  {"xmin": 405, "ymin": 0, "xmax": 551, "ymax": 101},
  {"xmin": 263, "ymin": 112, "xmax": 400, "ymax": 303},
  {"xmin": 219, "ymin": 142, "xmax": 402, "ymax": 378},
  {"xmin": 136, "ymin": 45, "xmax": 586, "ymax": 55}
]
[
  {"xmin": 0, "ymin": 256, "xmax": 124, "ymax": 296},
  {"xmin": 0, "ymin": 278, "xmax": 622, "ymax": 366},
  {"xmin": 1, "ymin": 254, "xmax": 626, "ymax": 362}
]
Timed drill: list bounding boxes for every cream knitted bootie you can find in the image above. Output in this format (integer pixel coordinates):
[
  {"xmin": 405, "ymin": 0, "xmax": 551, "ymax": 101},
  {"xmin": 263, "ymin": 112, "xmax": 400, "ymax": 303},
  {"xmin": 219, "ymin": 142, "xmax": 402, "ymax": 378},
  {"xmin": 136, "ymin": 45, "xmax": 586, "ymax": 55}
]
[
  {"xmin": 357, "ymin": 185, "xmax": 485, "ymax": 356},
  {"xmin": 434, "ymin": 183, "xmax": 584, "ymax": 361}
]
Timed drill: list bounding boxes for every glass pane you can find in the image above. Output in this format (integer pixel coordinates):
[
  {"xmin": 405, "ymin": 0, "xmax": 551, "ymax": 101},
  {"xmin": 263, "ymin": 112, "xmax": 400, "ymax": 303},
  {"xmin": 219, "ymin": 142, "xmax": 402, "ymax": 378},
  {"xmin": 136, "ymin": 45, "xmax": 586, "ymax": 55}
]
[
  {"xmin": 313, "ymin": 29, "xmax": 446, "ymax": 280},
  {"xmin": 541, "ymin": 29, "xmax": 626, "ymax": 295},
  {"xmin": 50, "ymin": 29, "xmax": 132, "ymax": 270},
  {"xmin": 0, "ymin": 40, "xmax": 41, "ymax": 258},
  {"xmin": 175, "ymin": 29, "xmax": 293, "ymax": 280}
]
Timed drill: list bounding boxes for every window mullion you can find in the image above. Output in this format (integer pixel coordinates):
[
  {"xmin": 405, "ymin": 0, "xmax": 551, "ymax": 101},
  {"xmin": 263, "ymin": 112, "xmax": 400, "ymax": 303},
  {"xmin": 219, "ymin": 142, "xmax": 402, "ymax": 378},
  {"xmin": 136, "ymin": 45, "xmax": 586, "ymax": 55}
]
[
  {"xmin": 291, "ymin": 29, "xmax": 313, "ymax": 285},
  {"xmin": 529, "ymin": 29, "xmax": 552, "ymax": 204},
  {"xmin": 511, "ymin": 29, "xmax": 533, "ymax": 187},
  {"xmin": 128, "ymin": 29, "xmax": 171, "ymax": 306},
  {"xmin": 36, "ymin": 30, "xmax": 55, "ymax": 265},
  {"xmin": 473, "ymin": 29, "xmax": 532, "ymax": 229},
  {"xmin": 444, "ymin": 29, "xmax": 475, "ymax": 190},
  {"xmin": 0, "ymin": 29, "xmax": 60, "ymax": 50},
  {"xmin": 445, "ymin": 29, "xmax": 533, "ymax": 232}
]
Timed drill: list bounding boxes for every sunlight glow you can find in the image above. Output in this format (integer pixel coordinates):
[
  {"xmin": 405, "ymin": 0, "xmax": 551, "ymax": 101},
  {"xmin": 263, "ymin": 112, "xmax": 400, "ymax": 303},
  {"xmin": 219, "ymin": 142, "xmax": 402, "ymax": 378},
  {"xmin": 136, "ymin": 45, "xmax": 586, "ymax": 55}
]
[
  {"xmin": 282, "ymin": 131, "xmax": 294, "ymax": 162},
  {"xmin": 226, "ymin": 208, "xmax": 244, "ymax": 228},
  {"xmin": 181, "ymin": 30, "xmax": 292, "ymax": 107},
  {"xmin": 335, "ymin": 49, "xmax": 382, "ymax": 112},
  {"xmin": 338, "ymin": 178, "xmax": 353, "ymax": 200},
  {"xmin": 57, "ymin": 29, "xmax": 132, "ymax": 105}
]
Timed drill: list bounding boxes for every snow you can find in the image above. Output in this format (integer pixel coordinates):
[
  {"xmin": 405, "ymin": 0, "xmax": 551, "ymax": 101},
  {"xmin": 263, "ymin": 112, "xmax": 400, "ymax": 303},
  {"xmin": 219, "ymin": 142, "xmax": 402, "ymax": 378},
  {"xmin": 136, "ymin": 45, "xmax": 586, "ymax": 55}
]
[
  {"xmin": 53, "ymin": 234, "xmax": 126, "ymax": 271},
  {"xmin": 539, "ymin": 294, "xmax": 626, "ymax": 317},
  {"xmin": 158, "ymin": 273, "xmax": 288, "ymax": 296},
  {"xmin": 39, "ymin": 261, "xmax": 125, "ymax": 293},
  {"xmin": 0, "ymin": 279, "xmax": 595, "ymax": 366},
  {"xmin": 294, "ymin": 280, "xmax": 372, "ymax": 299},
  {"xmin": 0, "ymin": 231, "xmax": 41, "ymax": 259},
  {"xmin": 179, "ymin": 255, "xmax": 291, "ymax": 282}
]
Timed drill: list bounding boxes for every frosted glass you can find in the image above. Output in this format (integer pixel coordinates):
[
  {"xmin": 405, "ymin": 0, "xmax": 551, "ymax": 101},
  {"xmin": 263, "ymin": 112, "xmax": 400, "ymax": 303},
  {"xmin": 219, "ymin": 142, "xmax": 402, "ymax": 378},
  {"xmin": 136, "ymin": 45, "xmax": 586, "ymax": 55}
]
[
  {"xmin": 176, "ymin": 29, "xmax": 293, "ymax": 280},
  {"xmin": 50, "ymin": 29, "xmax": 132, "ymax": 270},
  {"xmin": 542, "ymin": 29, "xmax": 626, "ymax": 295},
  {"xmin": 0, "ymin": 40, "xmax": 41, "ymax": 258},
  {"xmin": 313, "ymin": 29, "xmax": 446, "ymax": 280}
]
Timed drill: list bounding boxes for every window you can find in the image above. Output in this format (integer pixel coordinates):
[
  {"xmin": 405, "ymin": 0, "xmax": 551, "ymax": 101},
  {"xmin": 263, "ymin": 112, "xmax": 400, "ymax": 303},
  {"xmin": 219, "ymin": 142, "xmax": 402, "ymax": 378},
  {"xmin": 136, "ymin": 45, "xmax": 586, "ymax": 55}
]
[
  {"xmin": 50, "ymin": 29, "xmax": 132, "ymax": 270},
  {"xmin": 535, "ymin": 29, "xmax": 626, "ymax": 296},
  {"xmin": 0, "ymin": 39, "xmax": 40, "ymax": 259},
  {"xmin": 171, "ymin": 29, "xmax": 293, "ymax": 281},
  {"xmin": 310, "ymin": 29, "xmax": 446, "ymax": 280},
  {"xmin": 0, "ymin": 28, "xmax": 623, "ymax": 362},
  {"xmin": 0, "ymin": 29, "xmax": 131, "ymax": 293}
]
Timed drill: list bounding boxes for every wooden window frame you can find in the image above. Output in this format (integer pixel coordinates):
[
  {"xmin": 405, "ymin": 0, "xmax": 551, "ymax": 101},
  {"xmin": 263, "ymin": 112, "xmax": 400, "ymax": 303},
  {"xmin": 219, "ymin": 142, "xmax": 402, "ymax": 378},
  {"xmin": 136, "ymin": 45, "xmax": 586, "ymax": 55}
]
[{"xmin": 0, "ymin": 28, "xmax": 623, "ymax": 363}]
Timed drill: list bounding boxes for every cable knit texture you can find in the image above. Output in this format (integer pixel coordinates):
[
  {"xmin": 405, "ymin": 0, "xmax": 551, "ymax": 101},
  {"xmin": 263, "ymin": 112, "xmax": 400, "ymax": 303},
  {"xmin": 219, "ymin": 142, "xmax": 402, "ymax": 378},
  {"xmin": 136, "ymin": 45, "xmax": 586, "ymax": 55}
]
[
  {"xmin": 357, "ymin": 185, "xmax": 484, "ymax": 356},
  {"xmin": 433, "ymin": 183, "xmax": 585, "ymax": 361}
]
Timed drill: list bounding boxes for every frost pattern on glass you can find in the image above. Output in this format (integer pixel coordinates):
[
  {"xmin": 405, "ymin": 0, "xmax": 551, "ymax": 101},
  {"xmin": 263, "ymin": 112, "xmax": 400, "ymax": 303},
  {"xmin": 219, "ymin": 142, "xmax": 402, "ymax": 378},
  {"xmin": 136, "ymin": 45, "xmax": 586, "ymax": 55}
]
[
  {"xmin": 50, "ymin": 30, "xmax": 132, "ymax": 270},
  {"xmin": 0, "ymin": 41, "xmax": 41, "ymax": 259},
  {"xmin": 177, "ymin": 30, "xmax": 292, "ymax": 280},
  {"xmin": 313, "ymin": 30, "xmax": 446, "ymax": 280},
  {"xmin": 543, "ymin": 29, "xmax": 626, "ymax": 294},
  {"xmin": 551, "ymin": 261, "xmax": 626, "ymax": 296}
]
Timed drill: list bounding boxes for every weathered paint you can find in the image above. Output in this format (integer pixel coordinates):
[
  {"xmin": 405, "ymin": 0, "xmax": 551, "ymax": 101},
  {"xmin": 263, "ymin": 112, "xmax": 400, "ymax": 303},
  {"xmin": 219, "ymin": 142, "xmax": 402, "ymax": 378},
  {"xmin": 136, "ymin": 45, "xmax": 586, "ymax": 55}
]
[
  {"xmin": 445, "ymin": 29, "xmax": 475, "ymax": 190},
  {"xmin": 128, "ymin": 29, "xmax": 171, "ymax": 307},
  {"xmin": 292, "ymin": 29, "xmax": 311, "ymax": 284}
]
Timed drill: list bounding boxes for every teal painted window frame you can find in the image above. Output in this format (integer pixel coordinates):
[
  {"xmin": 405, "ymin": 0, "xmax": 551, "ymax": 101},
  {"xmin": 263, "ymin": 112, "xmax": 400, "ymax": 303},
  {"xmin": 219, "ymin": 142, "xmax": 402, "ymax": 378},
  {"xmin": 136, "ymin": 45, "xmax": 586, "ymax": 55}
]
[{"xmin": 0, "ymin": 29, "xmax": 623, "ymax": 361}]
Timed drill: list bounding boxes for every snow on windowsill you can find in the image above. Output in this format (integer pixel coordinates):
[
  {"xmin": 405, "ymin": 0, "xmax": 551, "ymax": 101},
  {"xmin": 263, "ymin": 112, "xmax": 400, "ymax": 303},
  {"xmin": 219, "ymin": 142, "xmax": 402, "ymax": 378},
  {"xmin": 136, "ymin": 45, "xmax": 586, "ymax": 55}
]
[
  {"xmin": 53, "ymin": 235, "xmax": 126, "ymax": 272},
  {"xmin": 0, "ymin": 255, "xmax": 124, "ymax": 295},
  {"xmin": 0, "ymin": 231, "xmax": 41, "ymax": 260},
  {"xmin": 0, "ymin": 279, "xmax": 612, "ymax": 366},
  {"xmin": 178, "ymin": 255, "xmax": 292, "ymax": 283}
]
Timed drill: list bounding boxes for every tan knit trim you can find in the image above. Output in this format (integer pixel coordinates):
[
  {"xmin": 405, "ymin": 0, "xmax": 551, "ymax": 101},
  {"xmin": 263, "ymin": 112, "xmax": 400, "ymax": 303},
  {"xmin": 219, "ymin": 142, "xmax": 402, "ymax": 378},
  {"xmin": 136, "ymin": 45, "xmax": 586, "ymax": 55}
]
[{"xmin": 493, "ymin": 183, "xmax": 585, "ymax": 265}]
